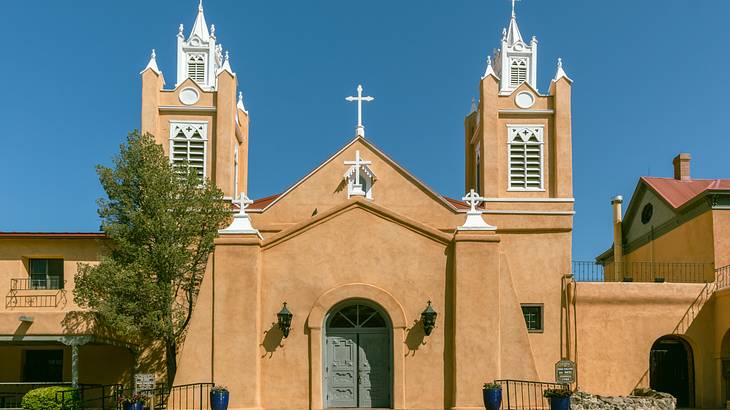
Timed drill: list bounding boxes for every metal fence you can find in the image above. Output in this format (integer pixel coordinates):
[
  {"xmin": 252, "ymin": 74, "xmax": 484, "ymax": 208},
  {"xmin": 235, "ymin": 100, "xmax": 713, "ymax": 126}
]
[
  {"xmin": 495, "ymin": 379, "xmax": 569, "ymax": 410},
  {"xmin": 572, "ymin": 261, "xmax": 714, "ymax": 283},
  {"xmin": 120, "ymin": 383, "xmax": 214, "ymax": 410},
  {"xmin": 0, "ymin": 382, "xmax": 97, "ymax": 409},
  {"xmin": 717, "ymin": 264, "xmax": 730, "ymax": 290}
]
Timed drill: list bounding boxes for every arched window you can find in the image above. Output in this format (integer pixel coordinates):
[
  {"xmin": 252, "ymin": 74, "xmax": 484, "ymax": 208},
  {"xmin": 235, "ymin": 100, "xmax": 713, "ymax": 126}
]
[
  {"xmin": 187, "ymin": 54, "xmax": 206, "ymax": 84},
  {"xmin": 508, "ymin": 126, "xmax": 543, "ymax": 190},
  {"xmin": 510, "ymin": 58, "xmax": 528, "ymax": 88}
]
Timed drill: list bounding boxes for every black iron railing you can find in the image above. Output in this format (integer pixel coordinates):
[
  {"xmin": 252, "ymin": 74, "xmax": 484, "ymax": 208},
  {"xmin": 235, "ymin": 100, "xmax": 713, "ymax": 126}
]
[
  {"xmin": 495, "ymin": 379, "xmax": 569, "ymax": 410},
  {"xmin": 572, "ymin": 261, "xmax": 714, "ymax": 283},
  {"xmin": 57, "ymin": 384, "xmax": 122, "ymax": 410},
  {"xmin": 116, "ymin": 383, "xmax": 213, "ymax": 410},
  {"xmin": 0, "ymin": 382, "xmax": 98, "ymax": 409},
  {"xmin": 5, "ymin": 293, "xmax": 66, "ymax": 308},
  {"xmin": 11, "ymin": 278, "xmax": 65, "ymax": 290},
  {"xmin": 717, "ymin": 264, "xmax": 730, "ymax": 290}
]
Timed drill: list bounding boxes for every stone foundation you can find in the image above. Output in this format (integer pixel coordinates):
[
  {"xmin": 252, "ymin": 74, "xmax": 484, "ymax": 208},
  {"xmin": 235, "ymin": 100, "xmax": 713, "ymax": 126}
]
[{"xmin": 571, "ymin": 389, "xmax": 676, "ymax": 410}]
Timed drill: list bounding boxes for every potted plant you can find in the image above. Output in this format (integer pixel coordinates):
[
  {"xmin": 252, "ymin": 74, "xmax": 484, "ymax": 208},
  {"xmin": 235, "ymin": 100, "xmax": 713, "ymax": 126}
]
[
  {"xmin": 210, "ymin": 385, "xmax": 229, "ymax": 410},
  {"xmin": 118, "ymin": 393, "xmax": 144, "ymax": 410},
  {"xmin": 482, "ymin": 382, "xmax": 502, "ymax": 410},
  {"xmin": 544, "ymin": 388, "xmax": 572, "ymax": 410}
]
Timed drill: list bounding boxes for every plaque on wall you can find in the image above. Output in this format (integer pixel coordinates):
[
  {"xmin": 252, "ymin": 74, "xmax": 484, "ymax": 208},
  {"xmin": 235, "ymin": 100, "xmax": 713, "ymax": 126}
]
[
  {"xmin": 555, "ymin": 359, "xmax": 576, "ymax": 384},
  {"xmin": 135, "ymin": 373, "xmax": 156, "ymax": 394}
]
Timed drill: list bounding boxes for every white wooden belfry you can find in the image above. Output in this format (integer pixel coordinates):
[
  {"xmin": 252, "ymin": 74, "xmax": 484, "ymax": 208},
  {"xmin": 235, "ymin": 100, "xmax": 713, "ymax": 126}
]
[
  {"xmin": 343, "ymin": 150, "xmax": 376, "ymax": 197},
  {"xmin": 458, "ymin": 189, "xmax": 496, "ymax": 231},
  {"xmin": 345, "ymin": 84, "xmax": 375, "ymax": 137},
  {"xmin": 220, "ymin": 193, "xmax": 262, "ymax": 237}
]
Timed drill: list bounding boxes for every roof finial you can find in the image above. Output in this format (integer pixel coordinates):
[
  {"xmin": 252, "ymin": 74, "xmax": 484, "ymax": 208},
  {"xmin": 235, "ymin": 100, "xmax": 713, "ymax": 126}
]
[
  {"xmin": 512, "ymin": 0, "xmax": 518, "ymax": 18},
  {"xmin": 237, "ymin": 91, "xmax": 248, "ymax": 113},
  {"xmin": 151, "ymin": 49, "xmax": 156, "ymax": 60},
  {"xmin": 198, "ymin": 0, "xmax": 204, "ymax": 12},
  {"xmin": 178, "ymin": 23, "xmax": 184, "ymax": 37},
  {"xmin": 225, "ymin": 51, "xmax": 230, "ymax": 61},
  {"xmin": 557, "ymin": 57, "xmax": 563, "ymax": 68},
  {"xmin": 141, "ymin": 48, "xmax": 161, "ymax": 75},
  {"xmin": 210, "ymin": 24, "xmax": 216, "ymax": 37},
  {"xmin": 470, "ymin": 97, "xmax": 477, "ymax": 113},
  {"xmin": 482, "ymin": 55, "xmax": 498, "ymax": 79},
  {"xmin": 553, "ymin": 57, "xmax": 573, "ymax": 83}
]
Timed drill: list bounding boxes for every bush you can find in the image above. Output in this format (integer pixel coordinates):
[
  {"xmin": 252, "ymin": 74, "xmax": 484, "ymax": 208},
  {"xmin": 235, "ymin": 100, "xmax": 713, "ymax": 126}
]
[
  {"xmin": 543, "ymin": 388, "xmax": 572, "ymax": 398},
  {"xmin": 21, "ymin": 386, "xmax": 80, "ymax": 410}
]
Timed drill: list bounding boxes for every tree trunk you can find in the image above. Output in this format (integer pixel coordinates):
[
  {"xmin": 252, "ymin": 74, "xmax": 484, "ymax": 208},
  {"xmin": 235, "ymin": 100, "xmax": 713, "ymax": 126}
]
[{"xmin": 165, "ymin": 339, "xmax": 177, "ymax": 389}]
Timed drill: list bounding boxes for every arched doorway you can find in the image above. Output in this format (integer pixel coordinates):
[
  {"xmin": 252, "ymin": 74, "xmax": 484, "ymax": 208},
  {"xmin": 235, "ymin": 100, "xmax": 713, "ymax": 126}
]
[
  {"xmin": 324, "ymin": 301, "xmax": 392, "ymax": 408},
  {"xmin": 650, "ymin": 336, "xmax": 695, "ymax": 407}
]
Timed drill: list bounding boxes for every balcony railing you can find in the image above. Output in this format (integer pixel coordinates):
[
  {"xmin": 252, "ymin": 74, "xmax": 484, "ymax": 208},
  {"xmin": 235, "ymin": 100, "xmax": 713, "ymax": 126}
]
[
  {"xmin": 717, "ymin": 264, "xmax": 730, "ymax": 290},
  {"xmin": 6, "ymin": 278, "xmax": 67, "ymax": 308},
  {"xmin": 495, "ymin": 379, "xmax": 569, "ymax": 410},
  {"xmin": 572, "ymin": 261, "xmax": 714, "ymax": 283}
]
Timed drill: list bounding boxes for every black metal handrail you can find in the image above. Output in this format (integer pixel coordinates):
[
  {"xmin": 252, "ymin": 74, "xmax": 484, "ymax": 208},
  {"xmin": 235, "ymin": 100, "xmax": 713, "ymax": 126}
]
[
  {"xmin": 0, "ymin": 382, "xmax": 97, "ymax": 409},
  {"xmin": 572, "ymin": 261, "xmax": 714, "ymax": 283},
  {"xmin": 495, "ymin": 379, "xmax": 569, "ymax": 410},
  {"xmin": 717, "ymin": 264, "xmax": 730, "ymax": 290},
  {"xmin": 117, "ymin": 382, "xmax": 213, "ymax": 410},
  {"xmin": 11, "ymin": 277, "xmax": 65, "ymax": 290},
  {"xmin": 57, "ymin": 384, "xmax": 122, "ymax": 410}
]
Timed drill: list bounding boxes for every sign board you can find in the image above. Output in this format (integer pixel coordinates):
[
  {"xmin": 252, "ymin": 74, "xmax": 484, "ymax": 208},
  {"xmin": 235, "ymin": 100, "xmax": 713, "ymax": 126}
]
[
  {"xmin": 555, "ymin": 359, "xmax": 576, "ymax": 384},
  {"xmin": 135, "ymin": 373, "xmax": 156, "ymax": 394}
]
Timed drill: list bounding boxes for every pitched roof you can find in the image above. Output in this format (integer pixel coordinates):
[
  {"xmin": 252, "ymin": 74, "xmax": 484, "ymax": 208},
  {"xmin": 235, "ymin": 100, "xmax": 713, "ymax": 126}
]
[{"xmin": 642, "ymin": 177, "xmax": 730, "ymax": 209}]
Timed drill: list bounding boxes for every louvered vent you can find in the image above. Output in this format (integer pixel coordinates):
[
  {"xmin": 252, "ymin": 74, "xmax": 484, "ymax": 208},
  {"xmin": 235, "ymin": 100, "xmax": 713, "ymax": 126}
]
[
  {"xmin": 172, "ymin": 130, "xmax": 206, "ymax": 180},
  {"xmin": 510, "ymin": 59, "xmax": 528, "ymax": 87},
  {"xmin": 509, "ymin": 127, "xmax": 543, "ymax": 190},
  {"xmin": 187, "ymin": 55, "xmax": 206, "ymax": 84}
]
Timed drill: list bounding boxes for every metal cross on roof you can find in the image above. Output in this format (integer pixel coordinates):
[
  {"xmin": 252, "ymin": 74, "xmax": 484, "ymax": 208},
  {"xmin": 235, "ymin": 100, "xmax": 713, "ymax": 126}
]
[
  {"xmin": 345, "ymin": 84, "xmax": 375, "ymax": 137},
  {"xmin": 511, "ymin": 0, "xmax": 521, "ymax": 17},
  {"xmin": 462, "ymin": 189, "xmax": 485, "ymax": 213},
  {"xmin": 233, "ymin": 192, "xmax": 253, "ymax": 214},
  {"xmin": 344, "ymin": 150, "xmax": 372, "ymax": 196}
]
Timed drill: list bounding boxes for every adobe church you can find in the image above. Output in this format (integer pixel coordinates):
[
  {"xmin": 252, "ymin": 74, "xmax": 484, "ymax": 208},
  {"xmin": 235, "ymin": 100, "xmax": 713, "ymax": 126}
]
[{"xmin": 3, "ymin": 2, "xmax": 730, "ymax": 410}]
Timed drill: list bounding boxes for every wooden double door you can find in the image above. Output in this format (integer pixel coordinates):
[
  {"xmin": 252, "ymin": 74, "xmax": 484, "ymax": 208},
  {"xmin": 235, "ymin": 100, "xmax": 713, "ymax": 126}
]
[{"xmin": 325, "ymin": 304, "xmax": 391, "ymax": 408}]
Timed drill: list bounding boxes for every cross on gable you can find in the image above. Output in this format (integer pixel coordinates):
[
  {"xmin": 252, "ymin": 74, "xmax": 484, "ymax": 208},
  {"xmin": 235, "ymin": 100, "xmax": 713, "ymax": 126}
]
[
  {"xmin": 344, "ymin": 150, "xmax": 375, "ymax": 197},
  {"xmin": 462, "ymin": 189, "xmax": 485, "ymax": 213},
  {"xmin": 345, "ymin": 84, "xmax": 375, "ymax": 137},
  {"xmin": 233, "ymin": 192, "xmax": 253, "ymax": 214}
]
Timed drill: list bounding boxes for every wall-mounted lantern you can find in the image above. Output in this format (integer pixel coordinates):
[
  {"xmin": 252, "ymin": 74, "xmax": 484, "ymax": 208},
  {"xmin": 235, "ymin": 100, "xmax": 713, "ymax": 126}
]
[
  {"xmin": 421, "ymin": 301, "xmax": 437, "ymax": 336},
  {"xmin": 277, "ymin": 302, "xmax": 293, "ymax": 338}
]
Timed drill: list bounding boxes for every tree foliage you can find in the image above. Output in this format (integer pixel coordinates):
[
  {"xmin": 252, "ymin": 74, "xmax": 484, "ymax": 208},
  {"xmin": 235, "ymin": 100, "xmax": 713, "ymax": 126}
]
[{"xmin": 74, "ymin": 131, "xmax": 230, "ymax": 385}]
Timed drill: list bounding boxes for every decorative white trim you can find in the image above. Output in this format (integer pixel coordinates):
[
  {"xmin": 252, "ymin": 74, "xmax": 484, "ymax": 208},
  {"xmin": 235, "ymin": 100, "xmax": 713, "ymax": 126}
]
[
  {"xmin": 515, "ymin": 91, "xmax": 536, "ymax": 109},
  {"xmin": 481, "ymin": 56, "xmax": 499, "ymax": 80},
  {"xmin": 482, "ymin": 197, "xmax": 574, "ymax": 203},
  {"xmin": 552, "ymin": 57, "xmax": 573, "ymax": 83},
  {"xmin": 344, "ymin": 150, "xmax": 376, "ymax": 199},
  {"xmin": 219, "ymin": 193, "xmax": 263, "ymax": 238},
  {"xmin": 507, "ymin": 125, "xmax": 545, "ymax": 191},
  {"xmin": 456, "ymin": 209, "xmax": 576, "ymax": 216},
  {"xmin": 159, "ymin": 106, "xmax": 216, "ymax": 112},
  {"xmin": 141, "ymin": 49, "xmax": 162, "ymax": 75},
  {"xmin": 499, "ymin": 109, "xmax": 553, "ymax": 115},
  {"xmin": 179, "ymin": 87, "xmax": 200, "ymax": 105}
]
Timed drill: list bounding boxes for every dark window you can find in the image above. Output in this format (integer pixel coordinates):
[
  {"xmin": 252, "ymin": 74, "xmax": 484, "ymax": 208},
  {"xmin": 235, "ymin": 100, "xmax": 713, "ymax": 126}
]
[
  {"xmin": 641, "ymin": 203, "xmax": 654, "ymax": 224},
  {"xmin": 521, "ymin": 304, "xmax": 543, "ymax": 332},
  {"xmin": 29, "ymin": 259, "xmax": 64, "ymax": 289},
  {"xmin": 328, "ymin": 304, "xmax": 387, "ymax": 329},
  {"xmin": 23, "ymin": 350, "xmax": 63, "ymax": 382}
]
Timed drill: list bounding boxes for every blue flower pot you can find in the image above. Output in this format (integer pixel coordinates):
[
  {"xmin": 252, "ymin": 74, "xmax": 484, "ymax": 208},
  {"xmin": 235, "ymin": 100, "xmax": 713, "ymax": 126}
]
[
  {"xmin": 549, "ymin": 396, "xmax": 570, "ymax": 410},
  {"xmin": 483, "ymin": 388, "xmax": 502, "ymax": 410},
  {"xmin": 123, "ymin": 402, "xmax": 143, "ymax": 410},
  {"xmin": 210, "ymin": 390, "xmax": 229, "ymax": 410}
]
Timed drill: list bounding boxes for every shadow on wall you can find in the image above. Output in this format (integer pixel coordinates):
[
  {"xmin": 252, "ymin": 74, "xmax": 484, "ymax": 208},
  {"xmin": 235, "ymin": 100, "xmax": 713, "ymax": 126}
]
[
  {"xmin": 404, "ymin": 320, "xmax": 426, "ymax": 356},
  {"xmin": 261, "ymin": 323, "xmax": 285, "ymax": 358}
]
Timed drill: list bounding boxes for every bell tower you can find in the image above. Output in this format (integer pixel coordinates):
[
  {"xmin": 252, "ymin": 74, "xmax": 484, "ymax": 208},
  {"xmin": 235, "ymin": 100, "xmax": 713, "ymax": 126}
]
[
  {"xmin": 140, "ymin": 1, "xmax": 250, "ymax": 199},
  {"xmin": 464, "ymin": 1, "xmax": 573, "ymax": 201}
]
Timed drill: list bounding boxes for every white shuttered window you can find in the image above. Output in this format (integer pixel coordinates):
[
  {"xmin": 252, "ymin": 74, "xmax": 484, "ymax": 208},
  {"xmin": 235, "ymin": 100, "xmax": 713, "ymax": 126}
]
[
  {"xmin": 170, "ymin": 122, "xmax": 208, "ymax": 180},
  {"xmin": 187, "ymin": 54, "xmax": 206, "ymax": 84},
  {"xmin": 508, "ymin": 126, "xmax": 544, "ymax": 190}
]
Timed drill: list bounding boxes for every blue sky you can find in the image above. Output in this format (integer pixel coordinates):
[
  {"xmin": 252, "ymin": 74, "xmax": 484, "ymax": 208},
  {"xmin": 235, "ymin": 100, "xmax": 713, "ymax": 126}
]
[{"xmin": 1, "ymin": 0, "xmax": 729, "ymax": 260}]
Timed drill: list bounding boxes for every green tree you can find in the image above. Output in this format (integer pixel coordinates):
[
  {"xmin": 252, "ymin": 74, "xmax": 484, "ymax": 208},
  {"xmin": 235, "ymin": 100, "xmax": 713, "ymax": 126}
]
[{"xmin": 74, "ymin": 131, "xmax": 230, "ymax": 386}]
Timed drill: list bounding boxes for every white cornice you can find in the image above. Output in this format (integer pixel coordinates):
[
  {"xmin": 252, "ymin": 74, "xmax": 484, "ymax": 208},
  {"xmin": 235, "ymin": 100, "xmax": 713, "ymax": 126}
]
[
  {"xmin": 483, "ymin": 197, "xmax": 575, "ymax": 203},
  {"xmin": 159, "ymin": 106, "xmax": 216, "ymax": 112},
  {"xmin": 499, "ymin": 109, "xmax": 554, "ymax": 115}
]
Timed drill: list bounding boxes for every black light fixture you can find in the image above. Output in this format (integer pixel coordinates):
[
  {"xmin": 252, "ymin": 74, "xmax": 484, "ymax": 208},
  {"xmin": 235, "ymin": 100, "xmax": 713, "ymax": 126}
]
[
  {"xmin": 277, "ymin": 302, "xmax": 293, "ymax": 338},
  {"xmin": 421, "ymin": 301, "xmax": 437, "ymax": 336}
]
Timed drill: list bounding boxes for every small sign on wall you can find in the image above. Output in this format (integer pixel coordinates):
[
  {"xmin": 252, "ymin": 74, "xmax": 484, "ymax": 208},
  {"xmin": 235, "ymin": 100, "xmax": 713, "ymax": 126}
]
[
  {"xmin": 555, "ymin": 359, "xmax": 576, "ymax": 384},
  {"xmin": 135, "ymin": 373, "xmax": 156, "ymax": 393}
]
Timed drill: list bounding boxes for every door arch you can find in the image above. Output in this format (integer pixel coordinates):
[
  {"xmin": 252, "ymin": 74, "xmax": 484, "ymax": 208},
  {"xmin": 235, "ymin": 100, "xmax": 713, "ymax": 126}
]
[
  {"xmin": 650, "ymin": 335, "xmax": 695, "ymax": 407},
  {"xmin": 324, "ymin": 301, "xmax": 392, "ymax": 408}
]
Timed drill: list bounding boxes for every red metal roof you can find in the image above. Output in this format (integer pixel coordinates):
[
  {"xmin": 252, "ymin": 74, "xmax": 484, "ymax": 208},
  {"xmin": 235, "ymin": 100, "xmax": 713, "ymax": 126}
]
[
  {"xmin": 443, "ymin": 196, "xmax": 469, "ymax": 210},
  {"xmin": 642, "ymin": 177, "xmax": 730, "ymax": 209}
]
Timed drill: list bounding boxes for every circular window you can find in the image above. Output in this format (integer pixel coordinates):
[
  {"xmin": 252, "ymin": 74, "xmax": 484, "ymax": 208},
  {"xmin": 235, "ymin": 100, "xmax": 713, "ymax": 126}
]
[
  {"xmin": 641, "ymin": 203, "xmax": 654, "ymax": 224},
  {"xmin": 179, "ymin": 87, "xmax": 200, "ymax": 105},
  {"xmin": 515, "ymin": 91, "xmax": 535, "ymax": 109}
]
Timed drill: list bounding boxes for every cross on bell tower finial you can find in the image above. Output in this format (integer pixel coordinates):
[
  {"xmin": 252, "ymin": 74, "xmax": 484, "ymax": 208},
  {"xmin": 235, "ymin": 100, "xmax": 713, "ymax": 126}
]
[
  {"xmin": 511, "ymin": 0, "xmax": 520, "ymax": 18},
  {"xmin": 345, "ymin": 84, "xmax": 375, "ymax": 138}
]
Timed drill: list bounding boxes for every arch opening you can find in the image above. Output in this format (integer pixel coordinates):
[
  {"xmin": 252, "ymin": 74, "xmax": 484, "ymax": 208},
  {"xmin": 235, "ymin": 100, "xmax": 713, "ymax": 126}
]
[
  {"xmin": 649, "ymin": 335, "xmax": 695, "ymax": 407},
  {"xmin": 323, "ymin": 300, "xmax": 392, "ymax": 409}
]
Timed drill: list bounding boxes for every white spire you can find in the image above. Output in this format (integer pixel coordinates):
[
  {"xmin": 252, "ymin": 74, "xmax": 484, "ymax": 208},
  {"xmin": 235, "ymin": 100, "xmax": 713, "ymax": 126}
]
[
  {"xmin": 470, "ymin": 97, "xmax": 477, "ymax": 114},
  {"xmin": 141, "ymin": 49, "xmax": 162, "ymax": 75},
  {"xmin": 189, "ymin": 0, "xmax": 210, "ymax": 42},
  {"xmin": 237, "ymin": 91, "xmax": 248, "ymax": 114},
  {"xmin": 481, "ymin": 56, "xmax": 499, "ymax": 79},
  {"xmin": 217, "ymin": 51, "xmax": 234, "ymax": 76},
  {"xmin": 505, "ymin": 8, "xmax": 524, "ymax": 45},
  {"xmin": 553, "ymin": 57, "xmax": 573, "ymax": 83}
]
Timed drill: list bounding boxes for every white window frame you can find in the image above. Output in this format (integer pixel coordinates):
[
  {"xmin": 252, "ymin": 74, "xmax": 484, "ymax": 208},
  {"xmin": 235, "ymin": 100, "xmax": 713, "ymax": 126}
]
[
  {"xmin": 169, "ymin": 121, "xmax": 209, "ymax": 180},
  {"xmin": 186, "ymin": 53, "xmax": 207, "ymax": 85},
  {"xmin": 509, "ymin": 57, "xmax": 528, "ymax": 88},
  {"xmin": 507, "ymin": 125, "xmax": 545, "ymax": 192}
]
